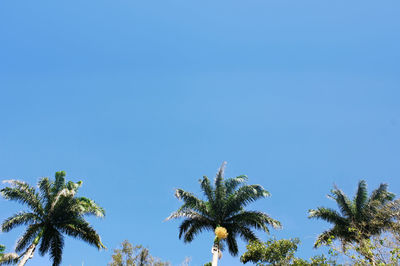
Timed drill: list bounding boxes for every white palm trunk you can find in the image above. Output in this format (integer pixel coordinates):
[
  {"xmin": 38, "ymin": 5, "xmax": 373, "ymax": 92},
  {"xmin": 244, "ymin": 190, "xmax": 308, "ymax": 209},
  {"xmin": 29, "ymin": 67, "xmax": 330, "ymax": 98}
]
[
  {"xmin": 211, "ymin": 243, "xmax": 220, "ymax": 266},
  {"xmin": 17, "ymin": 243, "xmax": 36, "ymax": 266}
]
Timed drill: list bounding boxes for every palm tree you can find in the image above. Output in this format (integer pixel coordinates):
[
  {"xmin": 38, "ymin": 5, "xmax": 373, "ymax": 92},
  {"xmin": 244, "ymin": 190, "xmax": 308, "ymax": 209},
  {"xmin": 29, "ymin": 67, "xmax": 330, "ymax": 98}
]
[
  {"xmin": 1, "ymin": 171, "xmax": 105, "ymax": 266},
  {"xmin": 166, "ymin": 162, "xmax": 280, "ymax": 265},
  {"xmin": 308, "ymin": 180, "xmax": 396, "ymax": 262}
]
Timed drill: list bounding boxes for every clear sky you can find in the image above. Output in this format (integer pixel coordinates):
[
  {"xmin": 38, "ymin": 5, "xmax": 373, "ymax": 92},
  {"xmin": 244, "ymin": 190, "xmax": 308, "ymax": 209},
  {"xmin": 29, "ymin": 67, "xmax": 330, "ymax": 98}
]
[{"xmin": 0, "ymin": 1, "xmax": 399, "ymax": 265}]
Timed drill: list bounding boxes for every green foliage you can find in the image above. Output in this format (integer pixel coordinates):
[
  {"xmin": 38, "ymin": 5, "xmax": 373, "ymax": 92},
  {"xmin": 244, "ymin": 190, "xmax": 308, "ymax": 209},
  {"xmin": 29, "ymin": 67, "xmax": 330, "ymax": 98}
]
[
  {"xmin": 324, "ymin": 232, "xmax": 400, "ymax": 265},
  {"xmin": 203, "ymin": 263, "xmax": 212, "ymax": 266},
  {"xmin": 167, "ymin": 162, "xmax": 280, "ymax": 256},
  {"xmin": 108, "ymin": 240, "xmax": 170, "ymax": 266},
  {"xmin": 240, "ymin": 238, "xmax": 338, "ymax": 266},
  {"xmin": 240, "ymin": 238, "xmax": 300, "ymax": 265},
  {"xmin": 1, "ymin": 171, "xmax": 105, "ymax": 266}
]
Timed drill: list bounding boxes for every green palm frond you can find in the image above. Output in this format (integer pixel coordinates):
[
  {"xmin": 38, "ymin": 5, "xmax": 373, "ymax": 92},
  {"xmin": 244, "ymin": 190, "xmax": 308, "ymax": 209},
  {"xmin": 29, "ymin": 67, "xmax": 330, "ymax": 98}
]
[
  {"xmin": 227, "ymin": 211, "xmax": 281, "ymax": 232},
  {"xmin": 330, "ymin": 188, "xmax": 354, "ymax": 218},
  {"xmin": 174, "ymin": 189, "xmax": 208, "ymax": 215},
  {"xmin": 39, "ymin": 226, "xmax": 54, "ymax": 256},
  {"xmin": 225, "ymin": 185, "xmax": 270, "ymax": 216},
  {"xmin": 214, "ymin": 162, "xmax": 227, "ymax": 211},
  {"xmin": 49, "ymin": 230, "xmax": 64, "ymax": 266},
  {"xmin": 200, "ymin": 176, "xmax": 214, "ymax": 203},
  {"xmin": 314, "ymin": 229, "xmax": 335, "ymax": 248},
  {"xmin": 355, "ymin": 180, "xmax": 368, "ymax": 216},
  {"xmin": 166, "ymin": 208, "xmax": 209, "ymax": 221},
  {"xmin": 308, "ymin": 207, "xmax": 347, "ymax": 226},
  {"xmin": 180, "ymin": 217, "xmax": 214, "ymax": 243},
  {"xmin": 233, "ymin": 225, "xmax": 259, "ymax": 245},
  {"xmin": 15, "ymin": 224, "xmax": 42, "ymax": 252},
  {"xmin": 225, "ymin": 233, "xmax": 239, "ymax": 256},
  {"xmin": 1, "ymin": 212, "xmax": 40, "ymax": 233},
  {"xmin": 60, "ymin": 218, "xmax": 105, "ymax": 249},
  {"xmin": 74, "ymin": 197, "xmax": 105, "ymax": 217},
  {"xmin": 53, "ymin": 171, "xmax": 66, "ymax": 194},
  {"xmin": 1, "ymin": 180, "xmax": 43, "ymax": 216},
  {"xmin": 369, "ymin": 183, "xmax": 395, "ymax": 203},
  {"xmin": 66, "ymin": 180, "xmax": 82, "ymax": 193},
  {"xmin": 225, "ymin": 175, "xmax": 247, "ymax": 195},
  {"xmin": 38, "ymin": 178, "xmax": 53, "ymax": 210}
]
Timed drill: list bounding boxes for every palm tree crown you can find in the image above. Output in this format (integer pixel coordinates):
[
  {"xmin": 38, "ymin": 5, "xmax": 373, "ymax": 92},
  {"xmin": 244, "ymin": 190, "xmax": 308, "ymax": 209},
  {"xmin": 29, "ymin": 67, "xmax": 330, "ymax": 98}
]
[
  {"xmin": 167, "ymin": 162, "xmax": 281, "ymax": 256},
  {"xmin": 1, "ymin": 171, "xmax": 105, "ymax": 266},
  {"xmin": 308, "ymin": 180, "xmax": 396, "ymax": 247}
]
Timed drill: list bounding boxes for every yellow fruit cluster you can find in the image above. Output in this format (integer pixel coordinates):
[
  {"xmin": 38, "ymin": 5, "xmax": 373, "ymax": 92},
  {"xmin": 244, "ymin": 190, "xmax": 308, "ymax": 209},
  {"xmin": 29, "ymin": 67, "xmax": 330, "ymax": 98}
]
[{"xmin": 215, "ymin": 226, "xmax": 228, "ymax": 239}]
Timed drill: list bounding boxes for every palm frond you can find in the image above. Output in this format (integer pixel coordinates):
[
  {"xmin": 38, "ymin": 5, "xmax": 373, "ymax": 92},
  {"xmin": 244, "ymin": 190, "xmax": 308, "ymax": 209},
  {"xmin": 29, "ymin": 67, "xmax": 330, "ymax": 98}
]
[
  {"xmin": 38, "ymin": 178, "xmax": 53, "ymax": 210},
  {"xmin": 330, "ymin": 188, "xmax": 354, "ymax": 218},
  {"xmin": 66, "ymin": 180, "xmax": 82, "ymax": 193},
  {"xmin": 1, "ymin": 180, "xmax": 43, "ymax": 216},
  {"xmin": 15, "ymin": 224, "xmax": 42, "ymax": 252},
  {"xmin": 38, "ymin": 227, "xmax": 53, "ymax": 256},
  {"xmin": 0, "ymin": 252, "xmax": 19, "ymax": 265},
  {"xmin": 166, "ymin": 208, "xmax": 209, "ymax": 221},
  {"xmin": 314, "ymin": 229, "xmax": 335, "ymax": 248},
  {"xmin": 59, "ymin": 219, "xmax": 105, "ymax": 249},
  {"xmin": 173, "ymin": 189, "xmax": 208, "ymax": 216},
  {"xmin": 1, "ymin": 212, "xmax": 40, "ymax": 233},
  {"xmin": 214, "ymin": 162, "xmax": 227, "ymax": 212},
  {"xmin": 200, "ymin": 176, "xmax": 214, "ymax": 205},
  {"xmin": 74, "ymin": 197, "xmax": 105, "ymax": 217},
  {"xmin": 354, "ymin": 180, "xmax": 368, "ymax": 216},
  {"xmin": 227, "ymin": 211, "xmax": 281, "ymax": 232},
  {"xmin": 308, "ymin": 207, "xmax": 347, "ymax": 226},
  {"xmin": 225, "ymin": 232, "xmax": 239, "ymax": 256},
  {"xmin": 49, "ymin": 230, "xmax": 64, "ymax": 266},
  {"xmin": 225, "ymin": 185, "xmax": 270, "ymax": 216},
  {"xmin": 179, "ymin": 217, "xmax": 214, "ymax": 243},
  {"xmin": 225, "ymin": 175, "xmax": 247, "ymax": 196},
  {"xmin": 235, "ymin": 226, "xmax": 259, "ymax": 245},
  {"xmin": 369, "ymin": 183, "xmax": 395, "ymax": 203},
  {"xmin": 53, "ymin": 171, "xmax": 66, "ymax": 194}
]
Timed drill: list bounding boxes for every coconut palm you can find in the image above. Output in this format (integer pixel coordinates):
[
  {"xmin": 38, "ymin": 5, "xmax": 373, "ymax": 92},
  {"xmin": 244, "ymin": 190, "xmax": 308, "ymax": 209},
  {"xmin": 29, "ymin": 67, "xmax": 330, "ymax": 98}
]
[
  {"xmin": 166, "ymin": 162, "xmax": 280, "ymax": 263},
  {"xmin": 1, "ymin": 171, "xmax": 105, "ymax": 266},
  {"xmin": 308, "ymin": 180, "xmax": 396, "ymax": 249}
]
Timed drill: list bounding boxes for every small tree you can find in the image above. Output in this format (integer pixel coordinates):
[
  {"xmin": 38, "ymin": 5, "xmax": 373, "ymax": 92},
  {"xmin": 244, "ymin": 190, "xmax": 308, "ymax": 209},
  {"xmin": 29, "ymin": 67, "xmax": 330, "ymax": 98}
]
[
  {"xmin": 240, "ymin": 238, "xmax": 337, "ymax": 266},
  {"xmin": 241, "ymin": 238, "xmax": 300, "ymax": 265},
  {"xmin": 108, "ymin": 240, "xmax": 170, "ymax": 266}
]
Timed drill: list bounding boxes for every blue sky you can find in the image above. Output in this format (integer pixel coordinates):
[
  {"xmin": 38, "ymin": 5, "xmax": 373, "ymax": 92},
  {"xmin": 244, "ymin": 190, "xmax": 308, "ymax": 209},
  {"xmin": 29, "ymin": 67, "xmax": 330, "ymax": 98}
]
[{"xmin": 1, "ymin": 0, "xmax": 399, "ymax": 265}]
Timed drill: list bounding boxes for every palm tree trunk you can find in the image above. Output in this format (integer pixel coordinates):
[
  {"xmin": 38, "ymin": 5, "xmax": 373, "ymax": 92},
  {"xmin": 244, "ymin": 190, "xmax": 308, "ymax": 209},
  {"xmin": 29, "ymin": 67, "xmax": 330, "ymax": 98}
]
[
  {"xmin": 211, "ymin": 243, "xmax": 219, "ymax": 266},
  {"xmin": 18, "ymin": 231, "xmax": 42, "ymax": 266},
  {"xmin": 17, "ymin": 243, "xmax": 36, "ymax": 266}
]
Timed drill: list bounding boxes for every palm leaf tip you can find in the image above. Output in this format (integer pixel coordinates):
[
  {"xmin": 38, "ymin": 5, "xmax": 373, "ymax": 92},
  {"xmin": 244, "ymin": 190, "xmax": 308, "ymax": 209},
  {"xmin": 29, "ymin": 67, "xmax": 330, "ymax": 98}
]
[{"xmin": 308, "ymin": 209, "xmax": 317, "ymax": 218}]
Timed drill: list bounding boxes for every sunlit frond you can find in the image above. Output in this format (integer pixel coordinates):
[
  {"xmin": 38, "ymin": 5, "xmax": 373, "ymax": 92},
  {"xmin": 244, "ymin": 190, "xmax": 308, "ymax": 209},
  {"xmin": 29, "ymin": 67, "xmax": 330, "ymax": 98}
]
[
  {"xmin": 1, "ymin": 180, "xmax": 43, "ymax": 216},
  {"xmin": 225, "ymin": 175, "xmax": 247, "ymax": 195}
]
